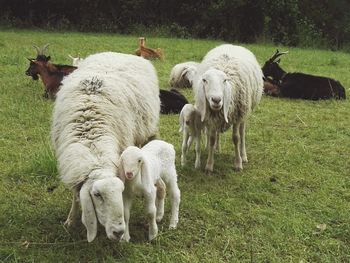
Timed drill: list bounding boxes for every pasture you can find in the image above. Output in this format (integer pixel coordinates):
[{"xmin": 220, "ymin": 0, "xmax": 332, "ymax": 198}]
[{"xmin": 0, "ymin": 29, "xmax": 349, "ymax": 262}]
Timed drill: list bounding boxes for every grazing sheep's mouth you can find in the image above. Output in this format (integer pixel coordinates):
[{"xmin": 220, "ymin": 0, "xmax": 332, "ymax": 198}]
[{"xmin": 210, "ymin": 104, "xmax": 222, "ymax": 111}]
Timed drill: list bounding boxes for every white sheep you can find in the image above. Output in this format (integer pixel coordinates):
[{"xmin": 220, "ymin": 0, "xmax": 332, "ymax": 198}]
[
  {"xmin": 117, "ymin": 140, "xmax": 181, "ymax": 242},
  {"xmin": 169, "ymin": 61, "xmax": 199, "ymax": 89},
  {"xmin": 68, "ymin": 54, "xmax": 84, "ymax": 66},
  {"xmin": 194, "ymin": 44, "xmax": 263, "ymax": 173},
  {"xmin": 51, "ymin": 52, "xmax": 160, "ymax": 242},
  {"xmin": 179, "ymin": 104, "xmax": 203, "ymax": 168}
]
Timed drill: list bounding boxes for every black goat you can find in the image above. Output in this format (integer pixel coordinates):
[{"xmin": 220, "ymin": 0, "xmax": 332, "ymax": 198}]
[
  {"xmin": 262, "ymin": 50, "xmax": 346, "ymax": 100},
  {"xmin": 159, "ymin": 89, "xmax": 188, "ymax": 114}
]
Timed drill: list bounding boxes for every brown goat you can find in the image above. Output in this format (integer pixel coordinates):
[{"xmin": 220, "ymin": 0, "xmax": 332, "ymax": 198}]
[
  {"xmin": 25, "ymin": 58, "xmax": 77, "ymax": 99},
  {"xmin": 135, "ymin": 37, "xmax": 164, "ymax": 60}
]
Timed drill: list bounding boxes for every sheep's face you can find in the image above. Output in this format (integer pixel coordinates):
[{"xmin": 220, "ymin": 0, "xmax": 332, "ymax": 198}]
[
  {"xmin": 170, "ymin": 65, "xmax": 196, "ymax": 88},
  {"xmin": 80, "ymin": 176, "xmax": 125, "ymax": 242},
  {"xmin": 119, "ymin": 146, "xmax": 143, "ymax": 181},
  {"xmin": 201, "ymin": 69, "xmax": 230, "ymax": 112}
]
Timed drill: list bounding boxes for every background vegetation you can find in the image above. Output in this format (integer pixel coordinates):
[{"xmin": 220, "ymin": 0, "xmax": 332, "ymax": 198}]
[
  {"xmin": 0, "ymin": 29, "xmax": 349, "ymax": 262},
  {"xmin": 1, "ymin": 0, "xmax": 350, "ymax": 50}
]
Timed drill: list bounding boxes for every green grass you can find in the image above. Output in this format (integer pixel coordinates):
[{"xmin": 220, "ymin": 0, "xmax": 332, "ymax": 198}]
[{"xmin": 0, "ymin": 28, "xmax": 350, "ymax": 262}]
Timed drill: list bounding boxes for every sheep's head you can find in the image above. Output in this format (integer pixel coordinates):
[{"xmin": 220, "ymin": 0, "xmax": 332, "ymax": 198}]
[
  {"xmin": 196, "ymin": 68, "xmax": 232, "ymax": 123},
  {"xmin": 80, "ymin": 173, "xmax": 125, "ymax": 242},
  {"xmin": 262, "ymin": 49, "xmax": 288, "ymax": 80},
  {"xmin": 170, "ymin": 64, "xmax": 197, "ymax": 89},
  {"xmin": 117, "ymin": 146, "xmax": 144, "ymax": 181}
]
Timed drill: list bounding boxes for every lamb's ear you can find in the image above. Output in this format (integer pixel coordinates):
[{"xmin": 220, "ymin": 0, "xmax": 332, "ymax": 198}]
[
  {"xmin": 178, "ymin": 106, "xmax": 185, "ymax": 132},
  {"xmin": 196, "ymin": 79, "xmax": 207, "ymax": 122},
  {"xmin": 223, "ymin": 79, "xmax": 232, "ymax": 123},
  {"xmin": 116, "ymin": 159, "xmax": 125, "ymax": 183},
  {"xmin": 80, "ymin": 181, "xmax": 97, "ymax": 242},
  {"xmin": 140, "ymin": 156, "xmax": 150, "ymax": 188}
]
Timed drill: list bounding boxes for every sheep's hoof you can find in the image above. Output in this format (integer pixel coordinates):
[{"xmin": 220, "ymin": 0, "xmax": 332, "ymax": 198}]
[
  {"xmin": 234, "ymin": 166, "xmax": 243, "ymax": 172},
  {"xmin": 205, "ymin": 169, "xmax": 213, "ymax": 176},
  {"xmin": 242, "ymin": 156, "xmax": 248, "ymax": 163},
  {"xmin": 169, "ymin": 224, "xmax": 177, "ymax": 230},
  {"xmin": 120, "ymin": 234, "xmax": 130, "ymax": 242},
  {"xmin": 156, "ymin": 215, "xmax": 164, "ymax": 223}
]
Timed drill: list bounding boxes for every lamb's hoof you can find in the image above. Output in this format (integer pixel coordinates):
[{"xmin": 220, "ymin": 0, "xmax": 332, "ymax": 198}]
[
  {"xmin": 120, "ymin": 234, "xmax": 130, "ymax": 243},
  {"xmin": 234, "ymin": 166, "xmax": 243, "ymax": 172},
  {"xmin": 205, "ymin": 169, "xmax": 213, "ymax": 176},
  {"xmin": 242, "ymin": 157, "xmax": 248, "ymax": 163},
  {"xmin": 156, "ymin": 215, "xmax": 164, "ymax": 223},
  {"xmin": 169, "ymin": 224, "xmax": 177, "ymax": 230},
  {"xmin": 148, "ymin": 233, "xmax": 158, "ymax": 241}
]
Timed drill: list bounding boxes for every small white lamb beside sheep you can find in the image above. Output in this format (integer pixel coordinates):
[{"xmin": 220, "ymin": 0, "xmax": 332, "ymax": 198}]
[
  {"xmin": 169, "ymin": 61, "xmax": 198, "ymax": 89},
  {"xmin": 52, "ymin": 52, "xmax": 160, "ymax": 242},
  {"xmin": 179, "ymin": 104, "xmax": 203, "ymax": 168},
  {"xmin": 117, "ymin": 140, "xmax": 181, "ymax": 242},
  {"xmin": 194, "ymin": 44, "xmax": 263, "ymax": 173}
]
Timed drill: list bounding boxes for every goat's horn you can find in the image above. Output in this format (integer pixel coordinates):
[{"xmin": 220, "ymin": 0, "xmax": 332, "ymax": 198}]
[
  {"xmin": 42, "ymin": 44, "xmax": 50, "ymax": 54},
  {"xmin": 33, "ymin": 45, "xmax": 41, "ymax": 55},
  {"xmin": 269, "ymin": 49, "xmax": 288, "ymax": 62}
]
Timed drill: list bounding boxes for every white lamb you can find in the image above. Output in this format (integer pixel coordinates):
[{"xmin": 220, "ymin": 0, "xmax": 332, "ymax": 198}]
[
  {"xmin": 194, "ymin": 44, "xmax": 263, "ymax": 173},
  {"xmin": 51, "ymin": 52, "xmax": 160, "ymax": 242},
  {"xmin": 179, "ymin": 104, "xmax": 203, "ymax": 168},
  {"xmin": 117, "ymin": 140, "xmax": 181, "ymax": 242},
  {"xmin": 169, "ymin": 61, "xmax": 199, "ymax": 89}
]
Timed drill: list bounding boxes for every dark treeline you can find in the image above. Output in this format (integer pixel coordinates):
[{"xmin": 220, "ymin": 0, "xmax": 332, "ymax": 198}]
[{"xmin": 1, "ymin": 0, "xmax": 350, "ymax": 49}]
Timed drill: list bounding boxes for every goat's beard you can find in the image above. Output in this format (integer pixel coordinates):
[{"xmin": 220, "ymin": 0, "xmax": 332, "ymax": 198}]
[{"xmin": 31, "ymin": 74, "xmax": 39, "ymax": 80}]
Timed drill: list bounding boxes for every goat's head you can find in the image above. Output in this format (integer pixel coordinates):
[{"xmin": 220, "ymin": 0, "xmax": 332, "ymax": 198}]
[
  {"xmin": 196, "ymin": 68, "xmax": 232, "ymax": 123},
  {"xmin": 79, "ymin": 171, "xmax": 125, "ymax": 242},
  {"xmin": 25, "ymin": 58, "xmax": 46, "ymax": 80},
  {"xmin": 117, "ymin": 146, "xmax": 144, "ymax": 182},
  {"xmin": 261, "ymin": 49, "xmax": 288, "ymax": 80}
]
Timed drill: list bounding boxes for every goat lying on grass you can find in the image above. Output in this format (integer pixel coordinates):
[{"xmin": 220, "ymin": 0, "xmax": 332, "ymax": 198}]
[
  {"xmin": 117, "ymin": 140, "xmax": 181, "ymax": 242},
  {"xmin": 262, "ymin": 50, "xmax": 346, "ymax": 100},
  {"xmin": 159, "ymin": 88, "xmax": 188, "ymax": 114}
]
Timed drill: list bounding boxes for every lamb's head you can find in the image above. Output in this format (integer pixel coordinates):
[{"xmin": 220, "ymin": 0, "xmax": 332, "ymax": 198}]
[
  {"xmin": 170, "ymin": 63, "xmax": 197, "ymax": 89},
  {"xmin": 80, "ymin": 171, "xmax": 125, "ymax": 242},
  {"xmin": 196, "ymin": 68, "xmax": 232, "ymax": 123},
  {"xmin": 117, "ymin": 146, "xmax": 144, "ymax": 181},
  {"xmin": 179, "ymin": 104, "xmax": 195, "ymax": 132}
]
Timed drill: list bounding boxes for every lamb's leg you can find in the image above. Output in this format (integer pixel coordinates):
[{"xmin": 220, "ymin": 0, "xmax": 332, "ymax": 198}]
[
  {"xmin": 215, "ymin": 131, "xmax": 221, "ymax": 153},
  {"xmin": 232, "ymin": 123, "xmax": 242, "ymax": 171},
  {"xmin": 194, "ymin": 135, "xmax": 201, "ymax": 169},
  {"xmin": 205, "ymin": 129, "xmax": 217, "ymax": 174},
  {"xmin": 121, "ymin": 195, "xmax": 133, "ymax": 242},
  {"xmin": 64, "ymin": 188, "xmax": 80, "ymax": 227},
  {"xmin": 239, "ymin": 122, "xmax": 248, "ymax": 163},
  {"xmin": 155, "ymin": 178, "xmax": 166, "ymax": 222},
  {"xmin": 181, "ymin": 131, "xmax": 190, "ymax": 166},
  {"xmin": 167, "ymin": 169, "xmax": 181, "ymax": 229},
  {"xmin": 145, "ymin": 188, "xmax": 158, "ymax": 241},
  {"xmin": 187, "ymin": 135, "xmax": 194, "ymax": 150}
]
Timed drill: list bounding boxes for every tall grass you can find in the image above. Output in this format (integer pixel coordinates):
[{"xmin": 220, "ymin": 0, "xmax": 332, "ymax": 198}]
[{"xmin": 0, "ymin": 29, "xmax": 349, "ymax": 262}]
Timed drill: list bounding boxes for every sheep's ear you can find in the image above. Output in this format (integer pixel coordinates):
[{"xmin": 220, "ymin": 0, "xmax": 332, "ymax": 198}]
[
  {"xmin": 223, "ymin": 79, "xmax": 232, "ymax": 123},
  {"xmin": 196, "ymin": 79, "xmax": 207, "ymax": 122},
  {"xmin": 179, "ymin": 107, "xmax": 185, "ymax": 132},
  {"xmin": 116, "ymin": 159, "xmax": 125, "ymax": 183},
  {"xmin": 80, "ymin": 181, "xmax": 97, "ymax": 242},
  {"xmin": 184, "ymin": 67, "xmax": 196, "ymax": 86}
]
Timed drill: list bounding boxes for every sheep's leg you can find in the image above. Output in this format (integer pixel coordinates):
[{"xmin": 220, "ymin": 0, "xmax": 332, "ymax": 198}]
[
  {"xmin": 145, "ymin": 188, "xmax": 158, "ymax": 241},
  {"xmin": 215, "ymin": 132, "xmax": 221, "ymax": 153},
  {"xmin": 168, "ymin": 169, "xmax": 181, "ymax": 229},
  {"xmin": 232, "ymin": 123, "xmax": 243, "ymax": 171},
  {"xmin": 187, "ymin": 135, "xmax": 194, "ymax": 151},
  {"xmin": 181, "ymin": 131, "xmax": 190, "ymax": 166},
  {"xmin": 64, "ymin": 189, "xmax": 80, "ymax": 227},
  {"xmin": 121, "ymin": 196, "xmax": 133, "ymax": 242},
  {"xmin": 205, "ymin": 130, "xmax": 217, "ymax": 174},
  {"xmin": 194, "ymin": 135, "xmax": 201, "ymax": 169},
  {"xmin": 155, "ymin": 178, "xmax": 166, "ymax": 222},
  {"xmin": 239, "ymin": 122, "xmax": 248, "ymax": 163}
]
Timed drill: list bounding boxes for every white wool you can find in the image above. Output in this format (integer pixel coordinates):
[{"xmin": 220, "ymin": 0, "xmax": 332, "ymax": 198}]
[
  {"xmin": 52, "ymin": 51, "xmax": 160, "ymax": 188},
  {"xmin": 169, "ymin": 61, "xmax": 199, "ymax": 89}
]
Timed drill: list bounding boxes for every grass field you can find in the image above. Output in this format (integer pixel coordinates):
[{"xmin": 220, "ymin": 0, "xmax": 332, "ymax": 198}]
[{"xmin": 0, "ymin": 29, "xmax": 349, "ymax": 262}]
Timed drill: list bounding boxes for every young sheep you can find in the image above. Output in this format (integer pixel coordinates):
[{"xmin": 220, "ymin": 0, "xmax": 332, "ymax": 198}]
[
  {"xmin": 169, "ymin": 61, "xmax": 199, "ymax": 89},
  {"xmin": 179, "ymin": 104, "xmax": 203, "ymax": 168},
  {"xmin": 194, "ymin": 44, "xmax": 263, "ymax": 173},
  {"xmin": 117, "ymin": 140, "xmax": 181, "ymax": 242},
  {"xmin": 52, "ymin": 52, "xmax": 160, "ymax": 242}
]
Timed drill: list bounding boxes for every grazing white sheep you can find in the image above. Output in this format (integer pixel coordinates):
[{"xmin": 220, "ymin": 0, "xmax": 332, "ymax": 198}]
[
  {"xmin": 194, "ymin": 44, "xmax": 263, "ymax": 173},
  {"xmin": 179, "ymin": 104, "xmax": 203, "ymax": 168},
  {"xmin": 169, "ymin": 61, "xmax": 199, "ymax": 89},
  {"xmin": 51, "ymin": 52, "xmax": 160, "ymax": 242},
  {"xmin": 68, "ymin": 54, "xmax": 84, "ymax": 66},
  {"xmin": 117, "ymin": 140, "xmax": 181, "ymax": 242}
]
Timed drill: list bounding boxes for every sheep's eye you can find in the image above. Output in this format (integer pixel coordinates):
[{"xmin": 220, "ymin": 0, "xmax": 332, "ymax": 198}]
[
  {"xmin": 138, "ymin": 159, "xmax": 142, "ymax": 163},
  {"xmin": 94, "ymin": 192, "xmax": 102, "ymax": 198},
  {"xmin": 202, "ymin": 78, "xmax": 207, "ymax": 83}
]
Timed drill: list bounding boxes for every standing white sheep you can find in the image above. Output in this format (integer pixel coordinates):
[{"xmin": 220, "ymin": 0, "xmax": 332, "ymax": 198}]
[
  {"xmin": 179, "ymin": 104, "xmax": 203, "ymax": 168},
  {"xmin": 117, "ymin": 140, "xmax": 181, "ymax": 242},
  {"xmin": 51, "ymin": 52, "xmax": 160, "ymax": 242},
  {"xmin": 169, "ymin": 61, "xmax": 199, "ymax": 89},
  {"xmin": 194, "ymin": 44, "xmax": 263, "ymax": 173}
]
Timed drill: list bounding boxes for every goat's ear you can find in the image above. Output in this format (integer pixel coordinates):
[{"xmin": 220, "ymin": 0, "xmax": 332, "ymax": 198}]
[
  {"xmin": 223, "ymin": 79, "xmax": 232, "ymax": 123},
  {"xmin": 116, "ymin": 159, "xmax": 125, "ymax": 183},
  {"xmin": 196, "ymin": 79, "xmax": 207, "ymax": 122},
  {"xmin": 46, "ymin": 56, "xmax": 51, "ymax": 61},
  {"xmin": 80, "ymin": 181, "xmax": 97, "ymax": 242},
  {"xmin": 179, "ymin": 106, "xmax": 185, "ymax": 132},
  {"xmin": 276, "ymin": 59, "xmax": 280, "ymax": 64}
]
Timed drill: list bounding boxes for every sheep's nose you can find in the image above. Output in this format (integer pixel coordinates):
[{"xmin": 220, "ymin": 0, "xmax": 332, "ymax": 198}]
[
  {"xmin": 113, "ymin": 230, "xmax": 124, "ymax": 240},
  {"xmin": 211, "ymin": 97, "xmax": 222, "ymax": 104},
  {"xmin": 125, "ymin": 172, "xmax": 133, "ymax": 179}
]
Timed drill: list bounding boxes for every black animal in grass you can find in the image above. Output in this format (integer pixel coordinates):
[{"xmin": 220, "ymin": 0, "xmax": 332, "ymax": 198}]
[
  {"xmin": 159, "ymin": 89, "xmax": 188, "ymax": 114},
  {"xmin": 262, "ymin": 50, "xmax": 346, "ymax": 100}
]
